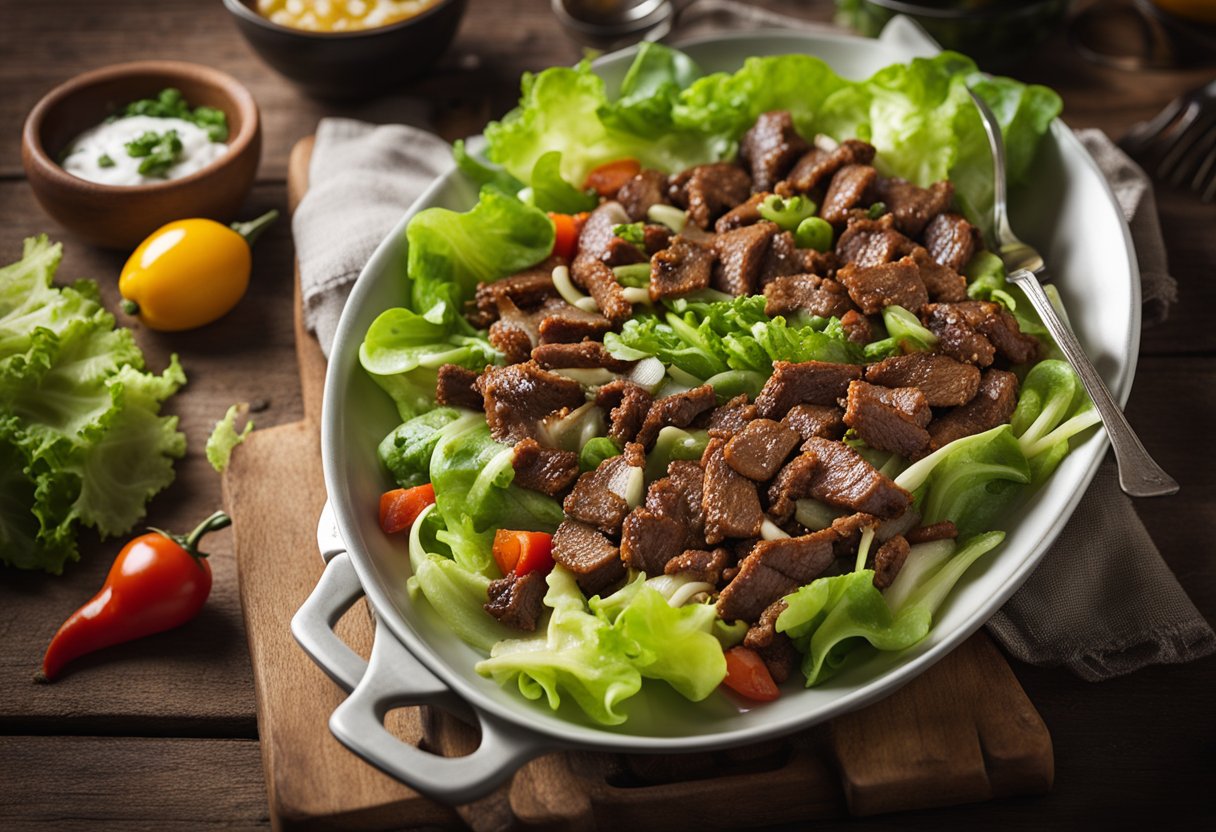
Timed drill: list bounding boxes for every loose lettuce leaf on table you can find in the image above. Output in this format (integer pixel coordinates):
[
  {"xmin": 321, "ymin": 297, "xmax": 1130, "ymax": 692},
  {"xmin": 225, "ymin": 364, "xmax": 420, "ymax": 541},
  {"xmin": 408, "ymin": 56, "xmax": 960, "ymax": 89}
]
[{"xmin": 206, "ymin": 403, "xmax": 254, "ymax": 474}]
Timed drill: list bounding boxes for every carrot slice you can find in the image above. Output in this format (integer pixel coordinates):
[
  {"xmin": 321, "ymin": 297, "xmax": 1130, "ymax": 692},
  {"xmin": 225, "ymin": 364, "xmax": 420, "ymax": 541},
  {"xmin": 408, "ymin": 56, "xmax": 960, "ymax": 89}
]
[
  {"xmin": 583, "ymin": 159, "xmax": 641, "ymax": 197},
  {"xmin": 378, "ymin": 484, "xmax": 436, "ymax": 535},
  {"xmin": 722, "ymin": 646, "xmax": 781, "ymax": 702}
]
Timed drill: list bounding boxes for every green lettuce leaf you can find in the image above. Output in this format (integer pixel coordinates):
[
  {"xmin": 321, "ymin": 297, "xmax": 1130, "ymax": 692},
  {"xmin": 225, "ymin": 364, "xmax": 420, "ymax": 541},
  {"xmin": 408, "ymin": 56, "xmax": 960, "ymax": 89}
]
[
  {"xmin": 378, "ymin": 407, "xmax": 462, "ymax": 488},
  {"xmin": 205, "ymin": 403, "xmax": 253, "ymax": 473},
  {"xmin": 1010, "ymin": 359, "xmax": 1100, "ymax": 482},
  {"xmin": 528, "ymin": 150, "xmax": 598, "ymax": 214}
]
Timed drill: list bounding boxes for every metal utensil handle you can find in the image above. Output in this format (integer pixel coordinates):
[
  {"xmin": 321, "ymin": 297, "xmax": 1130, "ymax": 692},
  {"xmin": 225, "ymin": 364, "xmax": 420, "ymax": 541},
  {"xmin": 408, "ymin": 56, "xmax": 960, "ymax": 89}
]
[
  {"xmin": 291, "ymin": 551, "xmax": 369, "ymax": 692},
  {"xmin": 1006, "ymin": 269, "xmax": 1179, "ymax": 497},
  {"xmin": 968, "ymin": 89, "xmax": 1016, "ymax": 252},
  {"xmin": 329, "ymin": 617, "xmax": 554, "ymax": 805}
]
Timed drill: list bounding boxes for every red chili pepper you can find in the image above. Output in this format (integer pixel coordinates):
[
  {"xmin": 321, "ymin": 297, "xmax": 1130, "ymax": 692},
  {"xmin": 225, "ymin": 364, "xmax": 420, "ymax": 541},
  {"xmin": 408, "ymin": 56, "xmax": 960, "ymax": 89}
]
[
  {"xmin": 492, "ymin": 529, "xmax": 555, "ymax": 577},
  {"xmin": 379, "ymin": 484, "xmax": 436, "ymax": 535},
  {"xmin": 38, "ymin": 511, "xmax": 231, "ymax": 682},
  {"xmin": 583, "ymin": 159, "xmax": 641, "ymax": 197},
  {"xmin": 721, "ymin": 646, "xmax": 781, "ymax": 702}
]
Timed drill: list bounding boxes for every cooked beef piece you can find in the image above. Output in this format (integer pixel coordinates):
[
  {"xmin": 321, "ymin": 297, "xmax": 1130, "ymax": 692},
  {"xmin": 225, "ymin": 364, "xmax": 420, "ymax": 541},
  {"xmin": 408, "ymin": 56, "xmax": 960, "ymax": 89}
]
[
  {"xmin": 665, "ymin": 547, "xmax": 729, "ymax": 584},
  {"xmin": 650, "ymin": 235, "xmax": 715, "ymax": 300},
  {"xmin": 484, "ymin": 570, "xmax": 547, "ymax": 631},
  {"xmin": 781, "ymin": 139, "xmax": 877, "ymax": 195},
  {"xmin": 754, "ymin": 360, "xmax": 863, "ymax": 419},
  {"xmin": 531, "ymin": 340, "xmax": 634, "ymax": 372},
  {"xmin": 906, "ymin": 520, "xmax": 959, "ymax": 544},
  {"xmin": 844, "ymin": 380, "xmax": 932, "ymax": 458},
  {"xmin": 928, "ymin": 368, "xmax": 1019, "ymax": 448},
  {"xmin": 551, "ymin": 519, "xmax": 627, "ymax": 596},
  {"xmin": 758, "ymin": 230, "xmax": 807, "ymax": 285},
  {"xmin": 869, "ymin": 384, "xmax": 932, "ymax": 426},
  {"xmin": 801, "ymin": 437, "xmax": 912, "ymax": 518},
  {"xmin": 621, "ymin": 508, "xmax": 688, "ymax": 575},
  {"xmin": 575, "ymin": 258, "xmax": 632, "ymax": 325},
  {"xmin": 576, "ymin": 201, "xmax": 647, "ymax": 268},
  {"xmin": 436, "ymin": 364, "xmax": 483, "ymax": 411},
  {"xmin": 468, "ymin": 264, "xmax": 560, "ymax": 328},
  {"xmin": 596, "ymin": 380, "xmax": 654, "ymax": 444},
  {"xmin": 707, "ymin": 394, "xmax": 757, "ymax": 438},
  {"xmin": 712, "ymin": 222, "xmax": 779, "ymax": 296},
  {"xmin": 756, "ymin": 634, "xmax": 799, "ymax": 683},
  {"xmin": 839, "ymin": 309, "xmax": 872, "ymax": 344},
  {"xmin": 835, "ymin": 214, "xmax": 916, "ymax": 268},
  {"xmin": 782, "ymin": 404, "xmax": 845, "ymax": 442},
  {"xmin": 864, "ymin": 352, "xmax": 980, "ymax": 407},
  {"xmin": 646, "ymin": 460, "xmax": 707, "ymax": 547},
  {"xmin": 837, "ymin": 256, "xmax": 929, "ymax": 315},
  {"xmin": 873, "ymin": 178, "xmax": 953, "ymax": 237},
  {"xmin": 668, "ymin": 163, "xmax": 753, "ymax": 230},
  {"xmin": 702, "ymin": 437, "xmax": 764, "ymax": 545},
  {"xmin": 635, "ymin": 383, "xmax": 718, "ymax": 448},
  {"xmin": 536, "ymin": 297, "xmax": 614, "ymax": 344},
  {"xmin": 644, "ymin": 224, "xmax": 672, "ymax": 254},
  {"xmin": 743, "ymin": 599, "xmax": 788, "ymax": 649},
  {"xmin": 923, "ymin": 212, "xmax": 979, "ymax": 273},
  {"xmin": 870, "ymin": 534, "xmax": 910, "ymax": 590},
  {"xmin": 831, "ymin": 511, "xmax": 878, "ymax": 539},
  {"xmin": 716, "ymin": 192, "xmax": 769, "ymax": 233},
  {"xmin": 563, "ymin": 448, "xmax": 643, "ymax": 534},
  {"xmin": 740, "ymin": 111, "xmax": 810, "ymax": 192},
  {"xmin": 910, "ymin": 247, "xmax": 968, "ymax": 302},
  {"xmin": 724, "ymin": 419, "xmax": 800, "ymax": 482},
  {"xmin": 764, "ymin": 273, "xmax": 854, "ymax": 319},
  {"xmin": 717, "ymin": 530, "xmax": 836, "ymax": 622},
  {"xmin": 933, "ymin": 300, "xmax": 1040, "ymax": 365},
  {"xmin": 478, "ymin": 361, "xmax": 585, "ymax": 443},
  {"xmin": 923, "ymin": 303, "xmax": 996, "ymax": 367},
  {"xmin": 618, "ymin": 169, "xmax": 669, "ymax": 222},
  {"xmin": 821, "ymin": 165, "xmax": 879, "ymax": 225},
  {"xmin": 512, "ymin": 438, "xmax": 580, "ymax": 496},
  {"xmin": 803, "ymin": 247, "xmax": 839, "ymax": 276},
  {"xmin": 765, "ymin": 453, "xmax": 819, "ymax": 523},
  {"xmin": 489, "ymin": 318, "xmax": 536, "ymax": 364}
]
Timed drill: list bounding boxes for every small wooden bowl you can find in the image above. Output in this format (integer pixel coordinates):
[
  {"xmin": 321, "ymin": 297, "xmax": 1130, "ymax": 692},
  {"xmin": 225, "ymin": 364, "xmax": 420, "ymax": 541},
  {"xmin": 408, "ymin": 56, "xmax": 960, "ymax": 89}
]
[{"xmin": 22, "ymin": 61, "xmax": 262, "ymax": 250}]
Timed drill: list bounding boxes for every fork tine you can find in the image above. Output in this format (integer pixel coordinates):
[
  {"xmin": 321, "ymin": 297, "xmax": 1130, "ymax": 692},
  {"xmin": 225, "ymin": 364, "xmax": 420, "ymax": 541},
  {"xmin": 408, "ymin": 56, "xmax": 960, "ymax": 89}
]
[
  {"xmin": 1166, "ymin": 117, "xmax": 1216, "ymax": 187},
  {"xmin": 1120, "ymin": 95, "xmax": 1188, "ymax": 155},
  {"xmin": 1201, "ymin": 152, "xmax": 1216, "ymax": 203},
  {"xmin": 1155, "ymin": 106, "xmax": 1211, "ymax": 181},
  {"xmin": 1188, "ymin": 135, "xmax": 1216, "ymax": 192}
]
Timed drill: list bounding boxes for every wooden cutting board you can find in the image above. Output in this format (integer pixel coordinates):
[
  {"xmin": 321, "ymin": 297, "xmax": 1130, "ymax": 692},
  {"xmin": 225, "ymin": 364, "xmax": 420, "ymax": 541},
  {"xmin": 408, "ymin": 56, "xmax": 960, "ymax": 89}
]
[{"xmin": 221, "ymin": 136, "xmax": 1053, "ymax": 831}]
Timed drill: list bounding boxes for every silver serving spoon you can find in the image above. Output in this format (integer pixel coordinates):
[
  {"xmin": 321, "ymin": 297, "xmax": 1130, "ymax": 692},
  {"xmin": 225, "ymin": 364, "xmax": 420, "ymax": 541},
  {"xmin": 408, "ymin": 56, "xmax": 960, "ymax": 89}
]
[{"xmin": 968, "ymin": 90, "xmax": 1178, "ymax": 497}]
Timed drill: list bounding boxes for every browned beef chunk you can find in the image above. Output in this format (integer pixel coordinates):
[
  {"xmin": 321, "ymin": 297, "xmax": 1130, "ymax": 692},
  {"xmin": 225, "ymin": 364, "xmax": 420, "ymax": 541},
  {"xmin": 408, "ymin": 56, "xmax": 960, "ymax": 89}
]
[
  {"xmin": 717, "ymin": 530, "xmax": 836, "ymax": 622},
  {"xmin": 621, "ymin": 508, "xmax": 687, "ymax": 575},
  {"xmin": 575, "ymin": 259, "xmax": 632, "ymax": 325},
  {"xmin": 923, "ymin": 303, "xmax": 996, "ymax": 367},
  {"xmin": 821, "ymin": 165, "xmax": 878, "ymax": 225},
  {"xmin": 801, "ymin": 437, "xmax": 912, "ymax": 518},
  {"xmin": 835, "ymin": 214, "xmax": 917, "ymax": 268},
  {"xmin": 844, "ymin": 380, "xmax": 931, "ymax": 458},
  {"xmin": 840, "ymin": 309, "xmax": 872, "ymax": 344},
  {"xmin": 740, "ymin": 111, "xmax": 809, "ymax": 192},
  {"xmin": 707, "ymin": 394, "xmax": 757, "ymax": 438},
  {"xmin": 646, "ymin": 460, "xmax": 707, "ymax": 547},
  {"xmin": 764, "ymin": 273, "xmax": 853, "ymax": 319},
  {"xmin": 551, "ymin": 520, "xmax": 626, "ymax": 596},
  {"xmin": 782, "ymin": 404, "xmax": 845, "ymax": 442},
  {"xmin": 512, "ymin": 438, "xmax": 579, "ymax": 496},
  {"xmin": 651, "ymin": 235, "xmax": 715, "ymax": 300},
  {"xmin": 906, "ymin": 520, "xmax": 958, "ymax": 544},
  {"xmin": 923, "ymin": 212, "xmax": 979, "ymax": 272},
  {"xmin": 781, "ymin": 139, "xmax": 877, "ymax": 194},
  {"xmin": 712, "ymin": 222, "xmax": 778, "ymax": 296},
  {"xmin": 715, "ymin": 192, "xmax": 768, "ymax": 233},
  {"xmin": 478, "ymin": 361, "xmax": 585, "ymax": 443},
  {"xmin": 831, "ymin": 511, "xmax": 878, "ymax": 539},
  {"xmin": 910, "ymin": 247, "xmax": 968, "ymax": 302},
  {"xmin": 837, "ymin": 256, "xmax": 929, "ymax": 315},
  {"xmin": 702, "ymin": 437, "xmax": 764, "ymax": 545},
  {"xmin": 563, "ymin": 448, "xmax": 644, "ymax": 534},
  {"xmin": 664, "ymin": 547, "xmax": 729, "ymax": 584},
  {"xmin": 468, "ymin": 264, "xmax": 560, "ymax": 329},
  {"xmin": 757, "ymin": 634, "xmax": 799, "ymax": 683},
  {"xmin": 758, "ymin": 230, "xmax": 806, "ymax": 285},
  {"xmin": 928, "ymin": 369, "xmax": 1019, "ymax": 449},
  {"xmin": 864, "ymin": 352, "xmax": 980, "ymax": 407},
  {"xmin": 484, "ymin": 571, "xmax": 547, "ymax": 631},
  {"xmin": 596, "ymin": 380, "xmax": 653, "ymax": 444},
  {"xmin": 536, "ymin": 297, "xmax": 613, "ymax": 344},
  {"xmin": 576, "ymin": 201, "xmax": 647, "ymax": 267},
  {"xmin": 488, "ymin": 318, "xmax": 535, "ymax": 364},
  {"xmin": 870, "ymin": 534, "xmax": 910, "ymax": 590},
  {"xmin": 743, "ymin": 599, "xmax": 788, "ymax": 649},
  {"xmin": 635, "ymin": 384, "xmax": 718, "ymax": 448},
  {"xmin": 618, "ymin": 169, "xmax": 669, "ymax": 222},
  {"xmin": 936, "ymin": 300, "xmax": 1040, "ymax": 365},
  {"xmin": 874, "ymin": 178, "xmax": 953, "ymax": 237},
  {"xmin": 668, "ymin": 163, "xmax": 753, "ymax": 230},
  {"xmin": 643, "ymin": 224, "xmax": 672, "ymax": 254},
  {"xmin": 766, "ymin": 453, "xmax": 819, "ymax": 523},
  {"xmin": 436, "ymin": 364, "xmax": 483, "ymax": 410},
  {"xmin": 531, "ymin": 340, "xmax": 633, "ymax": 372},
  {"xmin": 724, "ymin": 419, "xmax": 800, "ymax": 482},
  {"xmin": 754, "ymin": 360, "xmax": 863, "ymax": 419}
]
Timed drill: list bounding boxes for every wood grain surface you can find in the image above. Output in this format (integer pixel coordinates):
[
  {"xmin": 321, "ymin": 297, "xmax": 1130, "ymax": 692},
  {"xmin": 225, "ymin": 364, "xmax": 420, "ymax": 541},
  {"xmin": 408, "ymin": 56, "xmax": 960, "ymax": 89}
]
[{"xmin": 1, "ymin": 0, "xmax": 1213, "ymax": 830}]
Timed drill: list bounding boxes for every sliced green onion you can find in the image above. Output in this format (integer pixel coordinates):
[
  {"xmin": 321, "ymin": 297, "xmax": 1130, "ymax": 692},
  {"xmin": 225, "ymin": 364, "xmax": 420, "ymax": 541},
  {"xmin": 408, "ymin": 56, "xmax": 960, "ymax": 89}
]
[
  {"xmin": 760, "ymin": 517, "xmax": 790, "ymax": 540},
  {"xmin": 647, "ymin": 204, "xmax": 687, "ymax": 233},
  {"xmin": 759, "ymin": 193, "xmax": 817, "ymax": 231},
  {"xmin": 621, "ymin": 287, "xmax": 652, "ymax": 305},
  {"xmin": 613, "ymin": 262, "xmax": 652, "ymax": 288},
  {"xmin": 552, "ymin": 264, "xmax": 592, "ymax": 308},
  {"xmin": 794, "ymin": 216, "xmax": 833, "ymax": 252}
]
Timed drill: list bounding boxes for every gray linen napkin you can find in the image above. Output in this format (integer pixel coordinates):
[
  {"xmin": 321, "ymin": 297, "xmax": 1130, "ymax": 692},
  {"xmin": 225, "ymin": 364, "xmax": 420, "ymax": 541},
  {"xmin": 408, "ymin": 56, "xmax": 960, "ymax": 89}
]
[{"xmin": 293, "ymin": 116, "xmax": 1212, "ymax": 679}]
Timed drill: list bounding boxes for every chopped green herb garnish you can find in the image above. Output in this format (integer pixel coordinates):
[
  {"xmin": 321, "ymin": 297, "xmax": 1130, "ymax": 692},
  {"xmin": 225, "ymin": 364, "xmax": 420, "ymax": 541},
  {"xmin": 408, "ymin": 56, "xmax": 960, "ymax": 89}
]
[
  {"xmin": 867, "ymin": 201, "xmax": 888, "ymax": 219},
  {"xmin": 612, "ymin": 222, "xmax": 647, "ymax": 249},
  {"xmin": 124, "ymin": 129, "xmax": 184, "ymax": 177},
  {"xmin": 97, "ymin": 154, "xmax": 115, "ymax": 168},
  {"xmin": 113, "ymin": 87, "xmax": 229, "ymax": 142}
]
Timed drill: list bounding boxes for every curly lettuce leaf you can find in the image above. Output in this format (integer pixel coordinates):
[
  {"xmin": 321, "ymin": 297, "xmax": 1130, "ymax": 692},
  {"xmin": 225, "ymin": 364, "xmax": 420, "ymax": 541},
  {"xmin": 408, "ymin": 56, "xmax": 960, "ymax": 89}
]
[
  {"xmin": 206, "ymin": 403, "xmax": 253, "ymax": 473},
  {"xmin": 528, "ymin": 150, "xmax": 598, "ymax": 214}
]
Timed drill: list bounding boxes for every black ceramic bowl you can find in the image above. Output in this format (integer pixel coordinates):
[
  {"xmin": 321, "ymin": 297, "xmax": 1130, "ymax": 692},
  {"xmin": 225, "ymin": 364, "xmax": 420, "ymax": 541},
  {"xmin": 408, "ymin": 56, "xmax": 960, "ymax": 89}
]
[{"xmin": 223, "ymin": 0, "xmax": 468, "ymax": 100}]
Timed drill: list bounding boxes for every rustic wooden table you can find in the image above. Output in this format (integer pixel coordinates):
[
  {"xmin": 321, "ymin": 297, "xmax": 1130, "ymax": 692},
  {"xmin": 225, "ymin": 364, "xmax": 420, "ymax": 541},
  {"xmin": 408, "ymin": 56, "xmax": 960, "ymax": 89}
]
[{"xmin": 1, "ymin": 1, "xmax": 1212, "ymax": 829}]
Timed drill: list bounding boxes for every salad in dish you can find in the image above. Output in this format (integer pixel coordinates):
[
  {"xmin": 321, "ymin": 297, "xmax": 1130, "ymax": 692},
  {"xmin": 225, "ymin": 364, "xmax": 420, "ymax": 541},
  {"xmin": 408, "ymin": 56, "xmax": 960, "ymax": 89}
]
[{"xmin": 359, "ymin": 44, "xmax": 1098, "ymax": 725}]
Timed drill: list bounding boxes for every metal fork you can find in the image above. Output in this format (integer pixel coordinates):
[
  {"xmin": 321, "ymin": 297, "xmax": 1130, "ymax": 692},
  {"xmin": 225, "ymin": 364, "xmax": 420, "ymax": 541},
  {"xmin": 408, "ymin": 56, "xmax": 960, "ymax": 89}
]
[{"xmin": 1120, "ymin": 78, "xmax": 1216, "ymax": 202}]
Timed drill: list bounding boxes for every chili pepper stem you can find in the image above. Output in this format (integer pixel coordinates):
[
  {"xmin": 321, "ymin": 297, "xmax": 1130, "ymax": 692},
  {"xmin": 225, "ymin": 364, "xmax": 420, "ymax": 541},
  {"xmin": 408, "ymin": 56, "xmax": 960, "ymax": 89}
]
[
  {"xmin": 230, "ymin": 209, "xmax": 279, "ymax": 247},
  {"xmin": 120, "ymin": 299, "xmax": 140, "ymax": 316},
  {"xmin": 149, "ymin": 510, "xmax": 232, "ymax": 562}
]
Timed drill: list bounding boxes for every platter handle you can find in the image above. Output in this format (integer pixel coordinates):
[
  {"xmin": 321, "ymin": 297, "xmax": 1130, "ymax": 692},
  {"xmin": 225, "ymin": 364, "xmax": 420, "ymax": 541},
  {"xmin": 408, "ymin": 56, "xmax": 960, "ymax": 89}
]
[{"xmin": 291, "ymin": 550, "xmax": 368, "ymax": 692}]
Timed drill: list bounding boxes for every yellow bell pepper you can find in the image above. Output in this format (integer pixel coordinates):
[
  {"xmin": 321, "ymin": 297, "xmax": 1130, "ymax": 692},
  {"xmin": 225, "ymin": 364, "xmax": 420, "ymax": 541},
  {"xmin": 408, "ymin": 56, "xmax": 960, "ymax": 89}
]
[{"xmin": 119, "ymin": 210, "xmax": 278, "ymax": 331}]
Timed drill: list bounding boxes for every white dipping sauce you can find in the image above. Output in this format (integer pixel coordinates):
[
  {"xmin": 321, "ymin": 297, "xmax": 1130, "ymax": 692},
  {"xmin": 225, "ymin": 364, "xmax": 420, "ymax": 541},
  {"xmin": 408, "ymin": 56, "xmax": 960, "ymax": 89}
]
[{"xmin": 61, "ymin": 115, "xmax": 228, "ymax": 186}]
